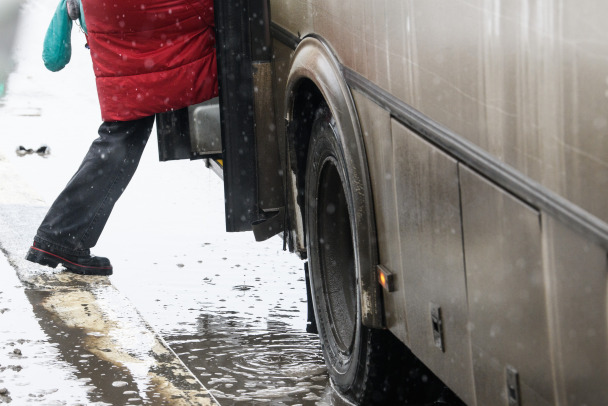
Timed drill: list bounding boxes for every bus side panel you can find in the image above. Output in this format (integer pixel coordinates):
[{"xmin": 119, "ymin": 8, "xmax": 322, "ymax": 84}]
[
  {"xmin": 542, "ymin": 215, "xmax": 608, "ymax": 405},
  {"xmin": 461, "ymin": 166, "xmax": 554, "ymax": 406},
  {"xmin": 352, "ymin": 91, "xmax": 409, "ymax": 343},
  {"xmin": 270, "ymin": 41, "xmax": 292, "ymax": 143},
  {"xmin": 392, "ymin": 121, "xmax": 475, "ymax": 406},
  {"xmin": 252, "ymin": 61, "xmax": 283, "ymax": 211},
  {"xmin": 274, "ymin": 0, "xmax": 608, "ymax": 228},
  {"xmin": 269, "ymin": 40, "xmax": 291, "ymax": 184},
  {"xmin": 269, "ymin": 0, "xmax": 313, "ymax": 38},
  {"xmin": 271, "ymin": 39, "xmax": 305, "ymax": 252}
]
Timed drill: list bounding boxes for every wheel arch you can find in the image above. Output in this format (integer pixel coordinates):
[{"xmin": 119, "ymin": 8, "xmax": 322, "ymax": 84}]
[{"xmin": 284, "ymin": 35, "xmax": 383, "ymax": 329}]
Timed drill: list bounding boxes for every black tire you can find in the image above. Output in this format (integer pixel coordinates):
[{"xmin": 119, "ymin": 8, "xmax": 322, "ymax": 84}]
[
  {"xmin": 305, "ymin": 102, "xmax": 459, "ymax": 406},
  {"xmin": 305, "ymin": 102, "xmax": 388, "ymax": 404}
]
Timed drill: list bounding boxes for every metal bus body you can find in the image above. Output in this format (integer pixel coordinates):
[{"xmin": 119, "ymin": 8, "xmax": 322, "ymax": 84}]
[{"xmin": 162, "ymin": 1, "xmax": 608, "ymax": 404}]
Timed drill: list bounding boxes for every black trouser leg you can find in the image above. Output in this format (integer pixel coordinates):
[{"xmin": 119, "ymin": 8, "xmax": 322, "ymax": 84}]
[{"xmin": 35, "ymin": 115, "xmax": 155, "ymax": 256}]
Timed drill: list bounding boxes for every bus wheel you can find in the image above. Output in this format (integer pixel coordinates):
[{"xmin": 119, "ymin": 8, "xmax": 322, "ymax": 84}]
[
  {"xmin": 305, "ymin": 102, "xmax": 386, "ymax": 404},
  {"xmin": 305, "ymin": 102, "xmax": 463, "ymax": 405}
]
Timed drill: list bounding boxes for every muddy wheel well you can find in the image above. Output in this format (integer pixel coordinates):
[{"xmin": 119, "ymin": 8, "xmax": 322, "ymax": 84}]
[{"xmin": 288, "ymin": 79, "xmax": 324, "ymax": 246}]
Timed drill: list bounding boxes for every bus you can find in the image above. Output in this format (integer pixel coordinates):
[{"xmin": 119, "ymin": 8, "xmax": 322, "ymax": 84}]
[{"xmin": 159, "ymin": 1, "xmax": 608, "ymax": 405}]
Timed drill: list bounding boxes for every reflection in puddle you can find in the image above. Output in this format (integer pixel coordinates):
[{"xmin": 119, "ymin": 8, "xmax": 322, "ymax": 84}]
[
  {"xmin": 103, "ymin": 195, "xmax": 358, "ymax": 406},
  {"xmin": 168, "ymin": 312, "xmax": 329, "ymax": 405},
  {"xmin": 107, "ymin": 227, "xmax": 348, "ymax": 405}
]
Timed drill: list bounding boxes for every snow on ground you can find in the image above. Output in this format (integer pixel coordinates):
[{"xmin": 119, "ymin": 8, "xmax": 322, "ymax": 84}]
[
  {"xmin": 0, "ymin": 254, "xmax": 98, "ymax": 404},
  {"xmin": 0, "ymin": 0, "xmax": 100, "ymax": 216}
]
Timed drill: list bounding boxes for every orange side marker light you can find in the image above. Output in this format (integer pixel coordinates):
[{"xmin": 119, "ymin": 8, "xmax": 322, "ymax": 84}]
[{"xmin": 377, "ymin": 265, "xmax": 395, "ymax": 292}]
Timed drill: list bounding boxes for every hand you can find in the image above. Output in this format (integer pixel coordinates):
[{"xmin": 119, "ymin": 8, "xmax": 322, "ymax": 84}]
[{"xmin": 66, "ymin": 0, "xmax": 80, "ymax": 20}]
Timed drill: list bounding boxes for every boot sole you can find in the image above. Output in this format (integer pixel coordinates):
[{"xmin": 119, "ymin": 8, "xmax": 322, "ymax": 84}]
[{"xmin": 26, "ymin": 246, "xmax": 113, "ymax": 276}]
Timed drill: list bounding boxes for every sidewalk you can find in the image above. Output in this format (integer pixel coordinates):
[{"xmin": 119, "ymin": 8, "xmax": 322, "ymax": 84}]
[
  {"xmin": 0, "ymin": 2, "xmax": 218, "ymax": 401},
  {"xmin": 0, "ymin": 253, "xmax": 213, "ymax": 406},
  {"xmin": 0, "ymin": 166, "xmax": 219, "ymax": 405}
]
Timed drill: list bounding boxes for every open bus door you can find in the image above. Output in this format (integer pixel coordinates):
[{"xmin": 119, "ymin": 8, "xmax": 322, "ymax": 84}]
[
  {"xmin": 214, "ymin": 0, "xmax": 258, "ymax": 233},
  {"xmin": 157, "ymin": 0, "xmax": 283, "ymax": 239}
]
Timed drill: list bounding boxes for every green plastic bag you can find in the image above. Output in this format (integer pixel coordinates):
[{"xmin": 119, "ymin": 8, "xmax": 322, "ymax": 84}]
[{"xmin": 42, "ymin": 0, "xmax": 86, "ymax": 72}]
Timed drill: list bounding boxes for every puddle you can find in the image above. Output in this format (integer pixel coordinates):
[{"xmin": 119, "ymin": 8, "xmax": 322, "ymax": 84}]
[
  {"xmin": 167, "ymin": 311, "xmax": 328, "ymax": 404},
  {"xmin": 108, "ymin": 237, "xmax": 353, "ymax": 405}
]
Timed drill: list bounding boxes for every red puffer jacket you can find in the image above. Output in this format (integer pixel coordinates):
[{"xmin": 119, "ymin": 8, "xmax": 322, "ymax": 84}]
[{"xmin": 81, "ymin": 0, "xmax": 218, "ymax": 122}]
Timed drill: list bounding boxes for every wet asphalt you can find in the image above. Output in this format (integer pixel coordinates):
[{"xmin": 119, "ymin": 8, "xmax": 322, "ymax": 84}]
[{"xmin": 0, "ymin": 145, "xmax": 346, "ymax": 405}]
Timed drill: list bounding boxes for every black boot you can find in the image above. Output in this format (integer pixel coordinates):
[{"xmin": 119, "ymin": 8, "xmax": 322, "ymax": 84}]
[{"xmin": 26, "ymin": 241, "xmax": 113, "ymax": 276}]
